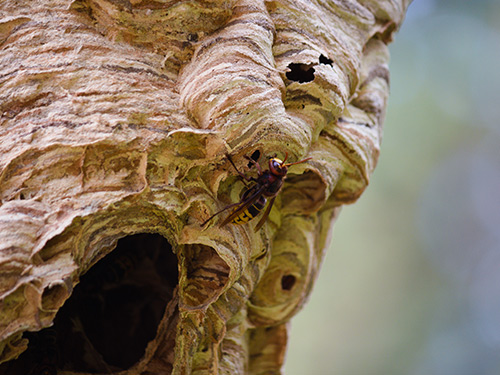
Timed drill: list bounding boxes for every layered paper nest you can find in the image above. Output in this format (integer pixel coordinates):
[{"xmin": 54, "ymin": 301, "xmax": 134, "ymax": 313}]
[{"xmin": 0, "ymin": 0, "xmax": 408, "ymax": 373}]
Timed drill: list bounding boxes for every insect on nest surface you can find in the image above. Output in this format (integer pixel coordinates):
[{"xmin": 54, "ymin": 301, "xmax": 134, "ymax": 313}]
[{"xmin": 202, "ymin": 152, "xmax": 312, "ymax": 232}]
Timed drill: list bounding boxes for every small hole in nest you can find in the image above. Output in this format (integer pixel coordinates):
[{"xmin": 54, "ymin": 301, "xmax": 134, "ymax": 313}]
[
  {"xmin": 187, "ymin": 33, "xmax": 198, "ymax": 42},
  {"xmin": 319, "ymin": 54, "xmax": 333, "ymax": 65},
  {"xmin": 248, "ymin": 149, "xmax": 261, "ymax": 168},
  {"xmin": 286, "ymin": 63, "xmax": 315, "ymax": 83},
  {"xmin": 281, "ymin": 274, "xmax": 296, "ymax": 291},
  {"xmin": 0, "ymin": 233, "xmax": 179, "ymax": 374}
]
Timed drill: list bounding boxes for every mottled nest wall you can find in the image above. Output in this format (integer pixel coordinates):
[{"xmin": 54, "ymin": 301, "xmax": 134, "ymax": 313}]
[{"xmin": 0, "ymin": 0, "xmax": 409, "ymax": 374}]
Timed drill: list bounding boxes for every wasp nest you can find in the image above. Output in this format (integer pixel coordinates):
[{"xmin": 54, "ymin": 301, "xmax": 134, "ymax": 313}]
[{"xmin": 0, "ymin": 0, "xmax": 409, "ymax": 374}]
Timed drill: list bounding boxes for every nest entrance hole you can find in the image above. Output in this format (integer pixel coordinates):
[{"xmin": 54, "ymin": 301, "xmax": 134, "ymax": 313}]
[
  {"xmin": 281, "ymin": 274, "xmax": 296, "ymax": 291},
  {"xmin": 286, "ymin": 63, "xmax": 315, "ymax": 83},
  {"xmin": 286, "ymin": 55, "xmax": 333, "ymax": 83},
  {"xmin": 1, "ymin": 233, "xmax": 178, "ymax": 374}
]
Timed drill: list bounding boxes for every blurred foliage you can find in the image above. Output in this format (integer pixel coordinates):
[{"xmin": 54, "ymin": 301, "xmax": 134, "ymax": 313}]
[{"xmin": 285, "ymin": 0, "xmax": 500, "ymax": 374}]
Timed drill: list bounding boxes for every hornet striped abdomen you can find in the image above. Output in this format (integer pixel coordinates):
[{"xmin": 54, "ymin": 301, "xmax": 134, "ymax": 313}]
[{"xmin": 231, "ymin": 192, "xmax": 266, "ymax": 225}]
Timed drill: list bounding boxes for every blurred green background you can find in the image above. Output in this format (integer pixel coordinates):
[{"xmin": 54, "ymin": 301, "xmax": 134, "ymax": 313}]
[{"xmin": 285, "ymin": 0, "xmax": 500, "ymax": 374}]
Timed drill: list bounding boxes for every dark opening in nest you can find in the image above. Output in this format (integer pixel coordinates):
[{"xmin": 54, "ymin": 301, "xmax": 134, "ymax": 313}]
[{"xmin": 0, "ymin": 233, "xmax": 178, "ymax": 375}]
